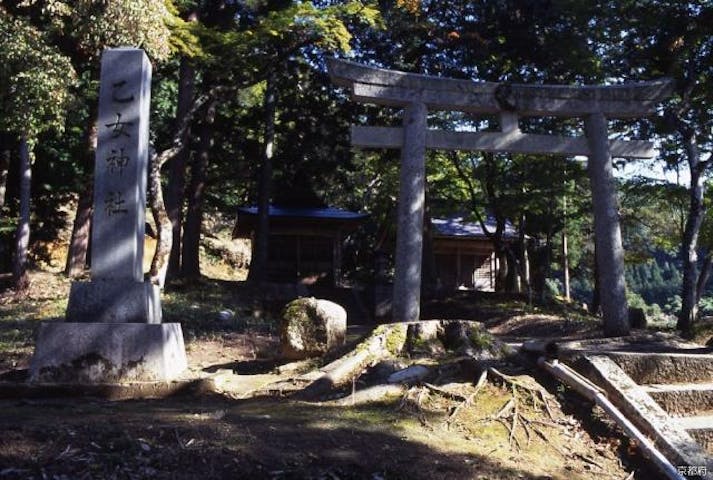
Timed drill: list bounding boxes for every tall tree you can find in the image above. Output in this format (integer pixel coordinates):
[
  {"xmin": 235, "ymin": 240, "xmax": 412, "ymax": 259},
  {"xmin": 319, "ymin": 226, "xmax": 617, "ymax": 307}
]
[
  {"xmin": 599, "ymin": 0, "xmax": 713, "ymax": 334},
  {"xmin": 170, "ymin": 1, "xmax": 379, "ymax": 280},
  {"xmin": 0, "ymin": 145, "xmax": 9, "ymax": 209},
  {"xmin": 181, "ymin": 96, "xmax": 217, "ymax": 279},
  {"xmin": 0, "ymin": 8, "xmax": 75, "ymax": 290},
  {"xmin": 247, "ymin": 71, "xmax": 277, "ymax": 284},
  {"xmin": 165, "ymin": 48, "xmax": 197, "ymax": 278},
  {"xmin": 0, "ymin": 0, "xmax": 179, "ymax": 277},
  {"xmin": 13, "ymin": 135, "xmax": 31, "ymax": 291}
]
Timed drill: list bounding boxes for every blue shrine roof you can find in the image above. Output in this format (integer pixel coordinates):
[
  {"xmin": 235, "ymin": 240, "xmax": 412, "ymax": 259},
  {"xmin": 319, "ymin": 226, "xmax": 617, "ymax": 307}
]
[
  {"xmin": 237, "ymin": 206, "xmax": 368, "ymax": 220},
  {"xmin": 431, "ymin": 215, "xmax": 518, "ymax": 239}
]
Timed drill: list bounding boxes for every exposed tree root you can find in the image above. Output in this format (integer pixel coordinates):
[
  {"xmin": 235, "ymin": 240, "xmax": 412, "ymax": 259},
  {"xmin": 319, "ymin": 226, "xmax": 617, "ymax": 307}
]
[
  {"xmin": 276, "ymin": 324, "xmax": 572, "ymax": 458},
  {"xmin": 446, "ymin": 370, "xmax": 487, "ymax": 425},
  {"xmin": 260, "ymin": 320, "xmax": 570, "ymax": 457},
  {"xmin": 282, "ymin": 320, "xmax": 497, "ymax": 402},
  {"xmin": 467, "ymin": 367, "xmax": 568, "ymax": 452},
  {"xmin": 423, "ymin": 382, "xmax": 469, "ymax": 402},
  {"xmin": 292, "ymin": 323, "xmax": 408, "ymax": 401},
  {"xmin": 327, "ymin": 384, "xmax": 405, "ymax": 406}
]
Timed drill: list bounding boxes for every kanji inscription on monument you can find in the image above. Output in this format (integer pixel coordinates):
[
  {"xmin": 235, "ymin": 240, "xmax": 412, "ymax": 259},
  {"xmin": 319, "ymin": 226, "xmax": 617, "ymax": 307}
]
[{"xmin": 92, "ymin": 48, "xmax": 151, "ymax": 281}]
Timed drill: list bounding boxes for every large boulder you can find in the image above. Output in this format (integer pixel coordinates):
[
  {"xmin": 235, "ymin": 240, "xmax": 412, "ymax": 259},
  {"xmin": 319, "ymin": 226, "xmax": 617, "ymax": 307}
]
[{"xmin": 280, "ymin": 297, "xmax": 347, "ymax": 360}]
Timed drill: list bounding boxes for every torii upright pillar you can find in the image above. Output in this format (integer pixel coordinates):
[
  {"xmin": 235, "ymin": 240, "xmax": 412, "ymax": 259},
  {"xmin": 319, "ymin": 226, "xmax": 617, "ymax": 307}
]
[
  {"xmin": 393, "ymin": 102, "xmax": 428, "ymax": 322},
  {"xmin": 585, "ymin": 113, "xmax": 628, "ymax": 336}
]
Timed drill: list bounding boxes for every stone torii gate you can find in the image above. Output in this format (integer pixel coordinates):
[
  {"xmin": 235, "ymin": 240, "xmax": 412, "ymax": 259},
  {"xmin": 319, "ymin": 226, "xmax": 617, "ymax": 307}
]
[{"xmin": 328, "ymin": 59, "xmax": 672, "ymax": 336}]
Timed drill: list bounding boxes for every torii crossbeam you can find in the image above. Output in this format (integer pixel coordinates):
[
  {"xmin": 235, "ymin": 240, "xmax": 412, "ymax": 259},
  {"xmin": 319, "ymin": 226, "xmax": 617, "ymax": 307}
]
[{"xmin": 329, "ymin": 59, "xmax": 673, "ymax": 336}]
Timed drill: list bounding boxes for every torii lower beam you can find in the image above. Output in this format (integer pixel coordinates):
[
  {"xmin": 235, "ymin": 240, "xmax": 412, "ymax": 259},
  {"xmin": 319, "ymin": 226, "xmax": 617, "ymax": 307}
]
[{"xmin": 351, "ymin": 126, "xmax": 656, "ymax": 159}]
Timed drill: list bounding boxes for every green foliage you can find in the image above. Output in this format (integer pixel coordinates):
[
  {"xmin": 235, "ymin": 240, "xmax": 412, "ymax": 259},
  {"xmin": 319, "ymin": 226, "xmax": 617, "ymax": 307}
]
[
  {"xmin": 625, "ymin": 254, "xmax": 682, "ymax": 306},
  {"xmin": 189, "ymin": 1, "xmax": 381, "ymax": 81},
  {"xmin": 1, "ymin": 0, "xmax": 710, "ymax": 334},
  {"xmin": 544, "ymin": 278, "xmax": 563, "ymax": 299},
  {"xmin": 22, "ymin": 0, "xmax": 177, "ymax": 61},
  {"xmin": 0, "ymin": 8, "xmax": 75, "ymax": 136},
  {"xmin": 620, "ymin": 176, "xmax": 686, "ymax": 257},
  {"xmin": 626, "ymin": 290, "xmax": 671, "ymax": 327}
]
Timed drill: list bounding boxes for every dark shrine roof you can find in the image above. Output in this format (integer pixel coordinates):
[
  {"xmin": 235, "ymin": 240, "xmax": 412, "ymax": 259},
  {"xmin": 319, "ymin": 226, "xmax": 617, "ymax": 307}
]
[
  {"xmin": 432, "ymin": 215, "xmax": 518, "ymax": 239},
  {"xmin": 237, "ymin": 206, "xmax": 368, "ymax": 220}
]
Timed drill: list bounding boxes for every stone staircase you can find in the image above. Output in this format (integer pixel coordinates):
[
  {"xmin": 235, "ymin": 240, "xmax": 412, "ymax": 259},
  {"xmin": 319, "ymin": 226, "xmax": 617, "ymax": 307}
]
[
  {"xmin": 606, "ymin": 352, "xmax": 713, "ymax": 464},
  {"xmin": 529, "ymin": 336, "xmax": 713, "ymax": 479},
  {"xmin": 608, "ymin": 352, "xmax": 713, "ymax": 452}
]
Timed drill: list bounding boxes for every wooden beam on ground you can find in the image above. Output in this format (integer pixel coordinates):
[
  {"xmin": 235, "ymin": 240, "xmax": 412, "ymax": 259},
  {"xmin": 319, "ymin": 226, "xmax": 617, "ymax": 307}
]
[{"xmin": 351, "ymin": 126, "xmax": 656, "ymax": 159}]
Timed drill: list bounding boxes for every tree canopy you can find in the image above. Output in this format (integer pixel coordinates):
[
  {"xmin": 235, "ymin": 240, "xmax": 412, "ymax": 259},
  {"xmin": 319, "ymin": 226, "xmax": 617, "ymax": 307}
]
[{"xmin": 1, "ymin": 0, "xmax": 712, "ymax": 334}]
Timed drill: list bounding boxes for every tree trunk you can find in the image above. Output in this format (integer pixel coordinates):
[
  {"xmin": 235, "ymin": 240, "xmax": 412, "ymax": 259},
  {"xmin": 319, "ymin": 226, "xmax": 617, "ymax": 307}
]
[
  {"xmin": 65, "ymin": 100, "xmax": 98, "ymax": 277},
  {"xmin": 562, "ymin": 195, "xmax": 571, "ymax": 301},
  {"xmin": 0, "ymin": 147, "xmax": 10, "ymax": 209},
  {"xmin": 522, "ymin": 240, "xmax": 532, "ymax": 303},
  {"xmin": 12, "ymin": 134, "xmax": 31, "ymax": 292},
  {"xmin": 495, "ymin": 243, "xmax": 508, "ymax": 292},
  {"xmin": 591, "ymin": 245, "xmax": 601, "ymax": 315},
  {"xmin": 696, "ymin": 252, "xmax": 712, "ymax": 305},
  {"xmin": 505, "ymin": 249, "xmax": 520, "ymax": 293},
  {"xmin": 678, "ymin": 131, "xmax": 704, "ymax": 335},
  {"xmin": 541, "ymin": 232, "xmax": 553, "ymax": 302},
  {"xmin": 518, "ymin": 215, "xmax": 531, "ymax": 300},
  {"xmin": 247, "ymin": 71, "xmax": 277, "ymax": 284},
  {"xmin": 181, "ymin": 98, "xmax": 217, "ymax": 279},
  {"xmin": 166, "ymin": 56, "xmax": 196, "ymax": 279},
  {"xmin": 0, "ymin": 140, "xmax": 10, "ymax": 274},
  {"xmin": 148, "ymin": 150, "xmax": 172, "ymax": 288}
]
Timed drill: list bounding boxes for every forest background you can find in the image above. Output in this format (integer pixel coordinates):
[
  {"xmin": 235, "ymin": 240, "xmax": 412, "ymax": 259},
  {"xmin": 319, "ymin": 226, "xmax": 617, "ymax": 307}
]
[{"xmin": 0, "ymin": 0, "xmax": 711, "ymax": 335}]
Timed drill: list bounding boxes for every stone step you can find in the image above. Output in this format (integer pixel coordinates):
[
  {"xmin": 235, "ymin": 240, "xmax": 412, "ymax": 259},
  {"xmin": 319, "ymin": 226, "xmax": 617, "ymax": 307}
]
[
  {"xmin": 608, "ymin": 352, "xmax": 713, "ymax": 384},
  {"xmin": 676, "ymin": 416, "xmax": 713, "ymax": 455},
  {"xmin": 644, "ymin": 383, "xmax": 713, "ymax": 416},
  {"xmin": 583, "ymin": 355, "xmax": 713, "ymax": 474}
]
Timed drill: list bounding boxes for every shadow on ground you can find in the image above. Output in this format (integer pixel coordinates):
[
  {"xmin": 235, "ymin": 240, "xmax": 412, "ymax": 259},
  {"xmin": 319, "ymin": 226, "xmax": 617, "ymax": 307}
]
[{"xmin": 0, "ymin": 395, "xmax": 569, "ymax": 480}]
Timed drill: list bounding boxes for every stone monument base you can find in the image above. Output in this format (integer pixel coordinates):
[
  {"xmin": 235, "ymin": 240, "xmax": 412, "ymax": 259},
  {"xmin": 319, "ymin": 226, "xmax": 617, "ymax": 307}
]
[
  {"xmin": 67, "ymin": 280, "xmax": 161, "ymax": 324},
  {"xmin": 30, "ymin": 323, "xmax": 187, "ymax": 383}
]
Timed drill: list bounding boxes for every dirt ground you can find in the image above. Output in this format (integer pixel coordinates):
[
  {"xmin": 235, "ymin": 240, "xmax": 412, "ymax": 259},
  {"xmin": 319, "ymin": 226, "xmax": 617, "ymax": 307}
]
[
  {"xmin": 0, "ymin": 340, "xmax": 656, "ymax": 479},
  {"xmin": 0, "ymin": 385, "xmax": 648, "ymax": 480},
  {"xmin": 0, "ymin": 271, "xmax": 666, "ymax": 479}
]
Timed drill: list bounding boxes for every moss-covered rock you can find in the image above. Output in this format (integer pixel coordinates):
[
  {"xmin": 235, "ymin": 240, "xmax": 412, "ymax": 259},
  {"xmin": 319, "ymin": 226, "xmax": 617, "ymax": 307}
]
[{"xmin": 280, "ymin": 297, "xmax": 347, "ymax": 360}]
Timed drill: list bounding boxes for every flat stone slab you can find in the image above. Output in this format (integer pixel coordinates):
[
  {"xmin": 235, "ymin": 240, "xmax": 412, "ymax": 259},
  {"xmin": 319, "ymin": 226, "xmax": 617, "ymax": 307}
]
[
  {"xmin": 677, "ymin": 416, "xmax": 713, "ymax": 431},
  {"xmin": 30, "ymin": 322, "xmax": 187, "ymax": 383},
  {"xmin": 676, "ymin": 416, "xmax": 713, "ymax": 455},
  {"xmin": 583, "ymin": 355, "xmax": 713, "ymax": 477},
  {"xmin": 544, "ymin": 332, "xmax": 710, "ymax": 355},
  {"xmin": 644, "ymin": 383, "xmax": 713, "ymax": 416},
  {"xmin": 608, "ymin": 352, "xmax": 713, "ymax": 384},
  {"xmin": 66, "ymin": 280, "xmax": 161, "ymax": 323}
]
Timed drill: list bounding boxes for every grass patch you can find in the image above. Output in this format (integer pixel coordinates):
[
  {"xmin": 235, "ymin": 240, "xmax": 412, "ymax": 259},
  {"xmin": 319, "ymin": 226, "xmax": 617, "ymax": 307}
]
[{"xmin": 162, "ymin": 278, "xmax": 278, "ymax": 342}]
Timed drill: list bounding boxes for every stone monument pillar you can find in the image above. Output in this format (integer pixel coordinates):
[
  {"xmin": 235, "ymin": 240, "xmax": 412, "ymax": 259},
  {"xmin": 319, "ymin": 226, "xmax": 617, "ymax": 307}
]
[
  {"xmin": 68, "ymin": 48, "xmax": 161, "ymax": 324},
  {"xmin": 30, "ymin": 48, "xmax": 187, "ymax": 383}
]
